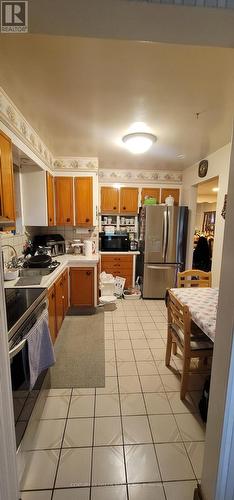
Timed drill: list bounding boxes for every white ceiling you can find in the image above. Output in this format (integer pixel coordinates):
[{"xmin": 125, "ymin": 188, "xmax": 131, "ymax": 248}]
[{"xmin": 0, "ymin": 35, "xmax": 234, "ymax": 170}]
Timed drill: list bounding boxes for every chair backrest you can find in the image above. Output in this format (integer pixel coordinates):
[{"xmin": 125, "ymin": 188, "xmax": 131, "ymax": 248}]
[
  {"xmin": 177, "ymin": 269, "xmax": 211, "ymax": 288},
  {"xmin": 167, "ymin": 290, "xmax": 191, "ymax": 350}
]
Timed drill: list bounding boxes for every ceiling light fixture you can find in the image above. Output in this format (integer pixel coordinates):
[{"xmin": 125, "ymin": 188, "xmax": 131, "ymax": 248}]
[
  {"xmin": 212, "ymin": 187, "xmax": 219, "ymax": 192},
  {"xmin": 122, "ymin": 132, "xmax": 157, "ymax": 154}
]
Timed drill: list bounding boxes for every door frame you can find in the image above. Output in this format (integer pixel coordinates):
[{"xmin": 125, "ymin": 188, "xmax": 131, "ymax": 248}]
[
  {"xmin": 0, "ymin": 245, "xmax": 19, "ymax": 499},
  {"xmin": 200, "ymin": 131, "xmax": 234, "ymax": 499}
]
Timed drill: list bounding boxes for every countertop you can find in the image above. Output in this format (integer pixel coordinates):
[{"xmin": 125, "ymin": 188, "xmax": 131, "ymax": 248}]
[
  {"xmin": 4, "ymin": 253, "xmax": 100, "ymax": 289},
  {"xmin": 99, "ymin": 251, "xmax": 140, "ymax": 255}
]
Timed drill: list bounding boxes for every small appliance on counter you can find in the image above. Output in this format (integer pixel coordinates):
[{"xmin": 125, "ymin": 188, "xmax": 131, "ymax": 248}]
[
  {"xmin": 99, "ymin": 233, "xmax": 130, "ymax": 252},
  {"xmin": 130, "ymin": 240, "xmax": 138, "ymax": 251},
  {"xmin": 33, "ymin": 234, "xmax": 65, "ymax": 256},
  {"xmin": 83, "ymin": 240, "xmax": 95, "ymax": 256},
  {"xmin": 69, "ymin": 240, "xmax": 84, "ymax": 255}
]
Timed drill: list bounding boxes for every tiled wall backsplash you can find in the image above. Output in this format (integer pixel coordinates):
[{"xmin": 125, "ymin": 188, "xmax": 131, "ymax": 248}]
[
  {"xmin": 26, "ymin": 226, "xmax": 99, "ymax": 252},
  {"xmin": 1, "ymin": 232, "xmax": 26, "ymax": 264},
  {"xmin": 0, "ymin": 224, "xmax": 99, "ymax": 266}
]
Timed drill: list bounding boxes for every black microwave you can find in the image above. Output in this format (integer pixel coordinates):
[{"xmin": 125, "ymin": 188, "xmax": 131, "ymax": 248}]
[{"xmin": 99, "ymin": 234, "xmax": 130, "ymax": 252}]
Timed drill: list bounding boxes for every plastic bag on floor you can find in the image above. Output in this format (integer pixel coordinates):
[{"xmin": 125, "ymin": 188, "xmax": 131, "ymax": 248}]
[
  {"xmin": 115, "ymin": 276, "xmax": 126, "ymax": 297},
  {"xmin": 99, "ymin": 271, "xmax": 125, "ymax": 298}
]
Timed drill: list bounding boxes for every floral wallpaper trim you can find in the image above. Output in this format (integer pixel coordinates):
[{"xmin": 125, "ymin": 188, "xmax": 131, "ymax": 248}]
[
  {"xmin": 54, "ymin": 157, "xmax": 98, "ymax": 171},
  {"xmin": 0, "ymin": 88, "xmax": 99, "ymax": 173},
  {"xmin": 99, "ymin": 169, "xmax": 182, "ymax": 184},
  {"xmin": 0, "ymin": 87, "xmax": 53, "ymax": 169},
  {"xmin": 0, "ymin": 88, "xmax": 181, "ymax": 182}
]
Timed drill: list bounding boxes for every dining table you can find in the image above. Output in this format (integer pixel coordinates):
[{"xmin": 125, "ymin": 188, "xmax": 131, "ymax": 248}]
[{"xmin": 170, "ymin": 287, "xmax": 219, "ymax": 342}]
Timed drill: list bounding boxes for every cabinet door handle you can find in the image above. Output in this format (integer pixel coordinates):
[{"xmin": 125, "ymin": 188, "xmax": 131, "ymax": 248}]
[
  {"xmin": 113, "ymin": 206, "xmax": 117, "ymax": 210},
  {"xmin": 66, "ymin": 217, "xmax": 70, "ymax": 222},
  {"xmin": 52, "ymin": 292, "xmax": 55, "ymax": 299},
  {"xmin": 86, "ymin": 271, "xmax": 91, "ymax": 276},
  {"xmin": 85, "ymin": 218, "xmax": 90, "ymax": 222},
  {"xmin": 49, "ymin": 217, "xmax": 52, "ymax": 222},
  {"xmin": 123, "ymin": 206, "xmax": 126, "ymax": 210}
]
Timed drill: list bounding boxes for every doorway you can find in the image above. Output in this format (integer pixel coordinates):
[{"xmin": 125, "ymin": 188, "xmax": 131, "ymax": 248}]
[{"xmin": 193, "ymin": 176, "xmax": 219, "ymax": 273}]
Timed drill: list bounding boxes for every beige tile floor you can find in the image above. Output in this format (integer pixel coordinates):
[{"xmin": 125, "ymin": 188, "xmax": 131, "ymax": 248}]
[{"xmin": 20, "ymin": 299, "xmax": 207, "ymax": 500}]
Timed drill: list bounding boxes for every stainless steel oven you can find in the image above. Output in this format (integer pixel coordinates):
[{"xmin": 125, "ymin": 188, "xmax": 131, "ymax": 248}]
[{"xmin": 6, "ymin": 288, "xmax": 47, "ymax": 448}]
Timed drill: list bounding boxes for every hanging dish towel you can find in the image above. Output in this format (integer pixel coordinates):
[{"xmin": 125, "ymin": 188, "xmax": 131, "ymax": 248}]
[{"xmin": 25, "ymin": 308, "xmax": 55, "ymax": 390}]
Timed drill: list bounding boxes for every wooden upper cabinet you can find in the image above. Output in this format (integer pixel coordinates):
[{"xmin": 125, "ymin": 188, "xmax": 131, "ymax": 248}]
[
  {"xmin": 0, "ymin": 131, "xmax": 15, "ymax": 222},
  {"xmin": 141, "ymin": 188, "xmax": 160, "ymax": 206},
  {"xmin": 47, "ymin": 172, "xmax": 55, "ymax": 226},
  {"xmin": 101, "ymin": 187, "xmax": 119, "ymax": 213},
  {"xmin": 55, "ymin": 177, "xmax": 74, "ymax": 225},
  {"xmin": 120, "ymin": 187, "xmax": 138, "ymax": 214},
  {"xmin": 160, "ymin": 188, "xmax": 180, "ymax": 206},
  {"xmin": 75, "ymin": 177, "xmax": 93, "ymax": 227}
]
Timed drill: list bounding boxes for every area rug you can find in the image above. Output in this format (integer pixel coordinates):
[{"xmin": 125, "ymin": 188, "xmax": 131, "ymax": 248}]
[
  {"xmin": 46, "ymin": 309, "xmax": 105, "ymax": 388},
  {"xmin": 66, "ymin": 305, "xmax": 97, "ymax": 315}
]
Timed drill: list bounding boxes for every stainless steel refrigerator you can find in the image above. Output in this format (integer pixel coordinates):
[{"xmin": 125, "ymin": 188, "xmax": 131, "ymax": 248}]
[{"xmin": 137, "ymin": 205, "xmax": 188, "ymax": 299}]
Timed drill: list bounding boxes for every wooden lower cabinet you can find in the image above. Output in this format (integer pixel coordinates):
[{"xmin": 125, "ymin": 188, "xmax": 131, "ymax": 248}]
[
  {"xmin": 47, "ymin": 269, "xmax": 69, "ymax": 341},
  {"xmin": 101, "ymin": 255, "xmax": 133, "ymax": 288},
  {"xmin": 63, "ymin": 269, "xmax": 69, "ymax": 314},
  {"xmin": 47, "ymin": 285, "xmax": 56, "ymax": 344},
  {"xmin": 55, "ymin": 274, "xmax": 64, "ymax": 333},
  {"xmin": 70, "ymin": 267, "xmax": 94, "ymax": 307}
]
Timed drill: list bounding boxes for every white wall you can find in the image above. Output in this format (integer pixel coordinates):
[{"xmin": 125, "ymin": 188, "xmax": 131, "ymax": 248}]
[
  {"xmin": 201, "ymin": 134, "xmax": 234, "ymax": 500},
  {"xmin": 181, "ymin": 144, "xmax": 231, "ymax": 286}
]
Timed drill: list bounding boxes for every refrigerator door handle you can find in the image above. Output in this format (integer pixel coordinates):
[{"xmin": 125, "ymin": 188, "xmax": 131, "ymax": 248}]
[
  {"xmin": 162, "ymin": 209, "xmax": 168, "ymax": 261},
  {"xmin": 165, "ymin": 207, "xmax": 170, "ymax": 261}
]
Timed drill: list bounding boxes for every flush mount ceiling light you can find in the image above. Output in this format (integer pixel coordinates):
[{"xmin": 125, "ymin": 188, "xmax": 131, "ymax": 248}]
[
  {"xmin": 212, "ymin": 187, "xmax": 219, "ymax": 192},
  {"xmin": 122, "ymin": 132, "xmax": 157, "ymax": 154}
]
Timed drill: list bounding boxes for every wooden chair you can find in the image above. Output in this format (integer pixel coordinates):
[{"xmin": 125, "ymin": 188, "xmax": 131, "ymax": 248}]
[
  {"xmin": 165, "ymin": 290, "xmax": 213, "ymax": 399},
  {"xmin": 177, "ymin": 269, "xmax": 211, "ymax": 288}
]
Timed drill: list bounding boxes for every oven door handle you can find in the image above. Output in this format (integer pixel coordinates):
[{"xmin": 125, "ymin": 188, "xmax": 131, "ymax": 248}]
[{"xmin": 9, "ymin": 339, "xmax": 27, "ymax": 359}]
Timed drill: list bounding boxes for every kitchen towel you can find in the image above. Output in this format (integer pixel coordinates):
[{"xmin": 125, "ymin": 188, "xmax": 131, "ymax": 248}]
[{"xmin": 25, "ymin": 308, "xmax": 55, "ymax": 390}]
